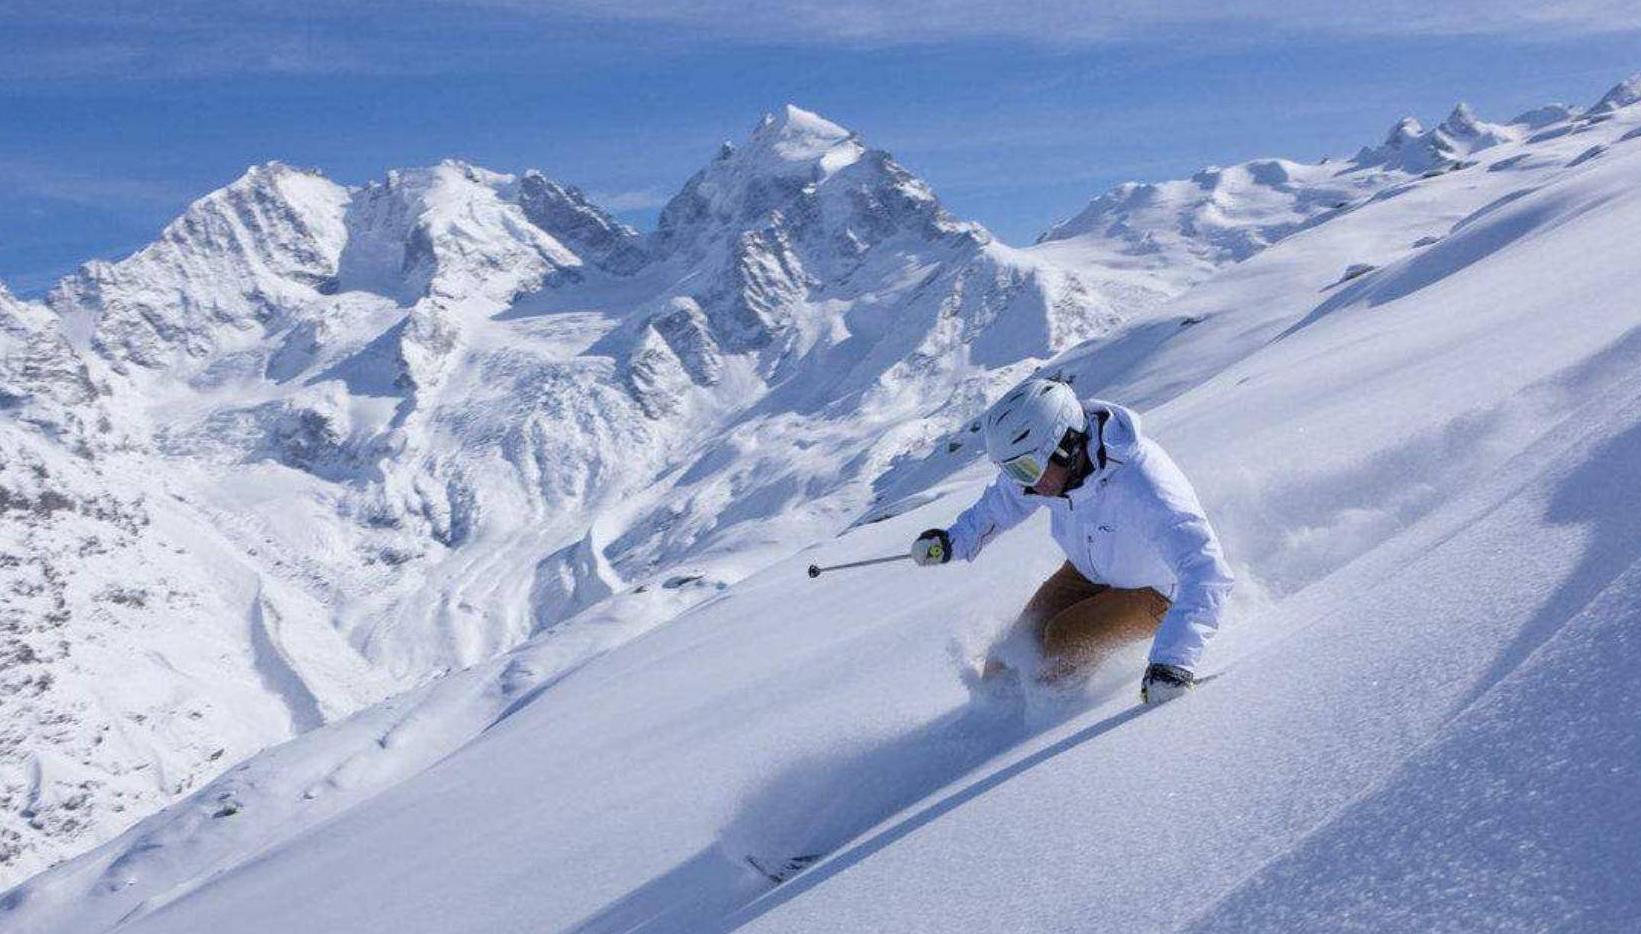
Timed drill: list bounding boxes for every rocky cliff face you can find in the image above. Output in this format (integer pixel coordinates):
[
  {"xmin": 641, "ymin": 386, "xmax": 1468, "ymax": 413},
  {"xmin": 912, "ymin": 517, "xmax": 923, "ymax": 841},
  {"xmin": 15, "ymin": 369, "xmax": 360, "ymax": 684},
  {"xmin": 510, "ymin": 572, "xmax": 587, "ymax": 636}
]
[{"xmin": 515, "ymin": 171, "xmax": 649, "ymax": 276}]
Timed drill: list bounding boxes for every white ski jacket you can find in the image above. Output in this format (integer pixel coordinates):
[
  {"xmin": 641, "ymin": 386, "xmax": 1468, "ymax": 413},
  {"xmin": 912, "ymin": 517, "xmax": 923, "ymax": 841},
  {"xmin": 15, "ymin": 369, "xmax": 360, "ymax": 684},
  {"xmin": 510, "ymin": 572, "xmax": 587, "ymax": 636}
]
[{"xmin": 947, "ymin": 401, "xmax": 1233, "ymax": 671}]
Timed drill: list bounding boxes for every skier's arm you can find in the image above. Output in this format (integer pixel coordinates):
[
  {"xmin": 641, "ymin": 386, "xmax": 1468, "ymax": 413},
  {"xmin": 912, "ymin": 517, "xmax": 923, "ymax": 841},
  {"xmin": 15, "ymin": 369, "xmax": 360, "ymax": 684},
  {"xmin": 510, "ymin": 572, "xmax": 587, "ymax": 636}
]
[
  {"xmin": 1141, "ymin": 488, "xmax": 1234, "ymax": 672},
  {"xmin": 945, "ymin": 475, "xmax": 1040, "ymax": 562}
]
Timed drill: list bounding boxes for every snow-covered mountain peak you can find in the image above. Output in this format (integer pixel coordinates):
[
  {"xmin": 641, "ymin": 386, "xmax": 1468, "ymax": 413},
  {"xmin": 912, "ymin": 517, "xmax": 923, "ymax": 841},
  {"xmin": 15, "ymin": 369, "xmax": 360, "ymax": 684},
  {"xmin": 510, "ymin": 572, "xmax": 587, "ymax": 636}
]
[
  {"xmin": 766, "ymin": 103, "xmax": 847, "ymax": 138},
  {"xmin": 438, "ymin": 158, "xmax": 512, "ymax": 188},
  {"xmin": 0, "ymin": 279, "xmax": 50, "ymax": 357},
  {"xmin": 42, "ymin": 155, "xmax": 614, "ymax": 377},
  {"xmin": 1439, "ymin": 102, "xmax": 1482, "ymax": 138},
  {"xmin": 1508, "ymin": 103, "xmax": 1581, "ymax": 129},
  {"xmin": 652, "ymin": 103, "xmax": 979, "ymax": 269},
  {"xmin": 1351, "ymin": 105, "xmax": 1515, "ymax": 172},
  {"xmin": 140, "ymin": 159, "xmax": 347, "ymax": 269},
  {"xmin": 654, "ymin": 105, "xmax": 866, "ymax": 253},
  {"xmin": 0, "ymin": 280, "xmax": 102, "ymax": 442},
  {"xmin": 656, "ymin": 105, "xmax": 867, "ymax": 246},
  {"xmin": 747, "ymin": 104, "xmax": 863, "ymax": 175},
  {"xmin": 341, "ymin": 159, "xmax": 584, "ymax": 306},
  {"xmin": 1591, "ymin": 72, "xmax": 1641, "ymax": 114},
  {"xmin": 1430, "ymin": 102, "xmax": 1516, "ymax": 156},
  {"xmin": 215, "ymin": 161, "xmax": 343, "ymax": 217},
  {"xmin": 46, "ymin": 161, "xmax": 350, "ymax": 370},
  {"xmin": 1, "ymin": 280, "xmax": 49, "ymax": 339},
  {"xmin": 1382, "ymin": 115, "xmax": 1425, "ymax": 148},
  {"xmin": 228, "ymin": 159, "xmax": 327, "ymax": 189}
]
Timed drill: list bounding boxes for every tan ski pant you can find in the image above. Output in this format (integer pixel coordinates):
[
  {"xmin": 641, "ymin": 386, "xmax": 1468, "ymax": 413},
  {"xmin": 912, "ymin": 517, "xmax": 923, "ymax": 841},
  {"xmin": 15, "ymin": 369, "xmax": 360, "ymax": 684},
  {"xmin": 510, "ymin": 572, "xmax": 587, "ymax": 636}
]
[{"xmin": 1017, "ymin": 561, "xmax": 1171, "ymax": 680}]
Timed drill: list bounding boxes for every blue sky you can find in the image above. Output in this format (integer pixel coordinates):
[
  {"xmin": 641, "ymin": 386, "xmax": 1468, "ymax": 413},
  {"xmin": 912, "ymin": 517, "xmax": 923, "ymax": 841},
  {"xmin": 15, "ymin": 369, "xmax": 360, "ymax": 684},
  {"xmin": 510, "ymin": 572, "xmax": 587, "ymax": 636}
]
[{"xmin": 3, "ymin": 1, "xmax": 1639, "ymax": 296}]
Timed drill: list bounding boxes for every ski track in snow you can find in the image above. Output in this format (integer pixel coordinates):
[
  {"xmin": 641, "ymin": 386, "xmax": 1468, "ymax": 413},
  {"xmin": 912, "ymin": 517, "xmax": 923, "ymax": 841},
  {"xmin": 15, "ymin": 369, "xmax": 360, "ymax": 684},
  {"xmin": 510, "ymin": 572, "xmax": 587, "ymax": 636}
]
[{"xmin": 245, "ymin": 590, "xmax": 327, "ymax": 735}]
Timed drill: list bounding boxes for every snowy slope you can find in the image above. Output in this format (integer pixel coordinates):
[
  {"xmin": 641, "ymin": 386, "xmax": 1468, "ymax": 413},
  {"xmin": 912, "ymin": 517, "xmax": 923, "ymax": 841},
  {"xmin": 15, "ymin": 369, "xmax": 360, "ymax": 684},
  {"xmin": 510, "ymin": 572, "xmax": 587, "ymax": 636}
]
[
  {"xmin": 2, "ymin": 267, "xmax": 404, "ymax": 886},
  {"xmin": 6, "ymin": 76, "xmax": 1641, "ymax": 932}
]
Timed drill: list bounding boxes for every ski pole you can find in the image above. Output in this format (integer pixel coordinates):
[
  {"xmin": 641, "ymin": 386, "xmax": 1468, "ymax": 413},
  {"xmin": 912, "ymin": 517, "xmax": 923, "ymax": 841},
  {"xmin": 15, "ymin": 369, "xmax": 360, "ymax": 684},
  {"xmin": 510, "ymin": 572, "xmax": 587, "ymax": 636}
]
[{"xmin": 807, "ymin": 553, "xmax": 912, "ymax": 579}]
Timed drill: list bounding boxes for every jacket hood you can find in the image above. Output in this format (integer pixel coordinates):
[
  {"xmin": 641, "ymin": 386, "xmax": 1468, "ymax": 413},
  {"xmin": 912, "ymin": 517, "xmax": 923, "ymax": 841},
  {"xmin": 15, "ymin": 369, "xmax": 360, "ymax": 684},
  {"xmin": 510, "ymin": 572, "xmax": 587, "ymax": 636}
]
[{"xmin": 1086, "ymin": 399, "xmax": 1144, "ymax": 463}]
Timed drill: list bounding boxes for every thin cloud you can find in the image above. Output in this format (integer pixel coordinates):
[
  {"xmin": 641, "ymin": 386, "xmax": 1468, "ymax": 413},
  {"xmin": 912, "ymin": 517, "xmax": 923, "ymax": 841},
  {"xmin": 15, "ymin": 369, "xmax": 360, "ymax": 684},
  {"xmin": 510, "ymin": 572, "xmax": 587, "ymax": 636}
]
[
  {"xmin": 6, "ymin": 1, "xmax": 1640, "ymax": 80},
  {"xmin": 0, "ymin": 159, "xmax": 194, "ymax": 210},
  {"xmin": 477, "ymin": 0, "xmax": 1641, "ymax": 44},
  {"xmin": 588, "ymin": 188, "xmax": 672, "ymax": 212},
  {"xmin": 2, "ymin": 1, "xmax": 530, "ymax": 80}
]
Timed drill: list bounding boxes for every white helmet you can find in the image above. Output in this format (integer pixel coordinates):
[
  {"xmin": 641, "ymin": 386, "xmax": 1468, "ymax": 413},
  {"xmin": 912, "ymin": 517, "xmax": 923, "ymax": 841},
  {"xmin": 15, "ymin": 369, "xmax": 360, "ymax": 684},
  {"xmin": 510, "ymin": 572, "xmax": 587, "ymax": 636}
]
[{"xmin": 983, "ymin": 378, "xmax": 1088, "ymax": 486}]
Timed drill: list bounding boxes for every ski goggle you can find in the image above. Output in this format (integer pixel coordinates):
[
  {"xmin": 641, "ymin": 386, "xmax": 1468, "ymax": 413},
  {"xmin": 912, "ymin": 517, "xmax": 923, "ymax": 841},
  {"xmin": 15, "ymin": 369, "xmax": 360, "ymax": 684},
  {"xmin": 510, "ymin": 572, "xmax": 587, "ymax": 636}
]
[{"xmin": 1000, "ymin": 452, "xmax": 1045, "ymax": 486}]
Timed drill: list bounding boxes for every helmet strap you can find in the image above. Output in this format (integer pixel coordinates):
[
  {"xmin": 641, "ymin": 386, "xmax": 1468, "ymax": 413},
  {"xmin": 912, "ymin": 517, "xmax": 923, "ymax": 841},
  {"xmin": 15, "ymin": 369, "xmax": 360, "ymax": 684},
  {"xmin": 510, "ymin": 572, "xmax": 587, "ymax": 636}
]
[
  {"xmin": 1092, "ymin": 408, "xmax": 1109, "ymax": 471},
  {"xmin": 1056, "ymin": 410, "xmax": 1109, "ymax": 492}
]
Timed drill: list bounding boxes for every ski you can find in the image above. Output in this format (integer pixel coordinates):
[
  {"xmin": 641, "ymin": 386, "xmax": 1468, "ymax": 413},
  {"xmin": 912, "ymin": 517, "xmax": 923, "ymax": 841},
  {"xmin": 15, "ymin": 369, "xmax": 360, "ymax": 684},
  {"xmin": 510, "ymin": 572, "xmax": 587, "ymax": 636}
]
[{"xmin": 744, "ymin": 852, "xmax": 822, "ymax": 884}]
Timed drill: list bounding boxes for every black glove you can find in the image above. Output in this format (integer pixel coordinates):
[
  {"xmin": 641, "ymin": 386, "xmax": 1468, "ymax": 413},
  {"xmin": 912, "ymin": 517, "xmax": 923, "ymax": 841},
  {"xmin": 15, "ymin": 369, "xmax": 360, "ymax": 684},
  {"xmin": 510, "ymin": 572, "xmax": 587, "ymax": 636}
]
[
  {"xmin": 1140, "ymin": 662, "xmax": 1194, "ymax": 705},
  {"xmin": 910, "ymin": 528, "xmax": 951, "ymax": 566}
]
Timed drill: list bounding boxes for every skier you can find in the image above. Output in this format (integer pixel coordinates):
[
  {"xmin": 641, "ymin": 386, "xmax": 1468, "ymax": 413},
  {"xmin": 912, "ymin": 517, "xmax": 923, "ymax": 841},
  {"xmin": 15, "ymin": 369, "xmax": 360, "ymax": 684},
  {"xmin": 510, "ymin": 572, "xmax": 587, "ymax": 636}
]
[{"xmin": 911, "ymin": 378, "xmax": 1233, "ymax": 704}]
